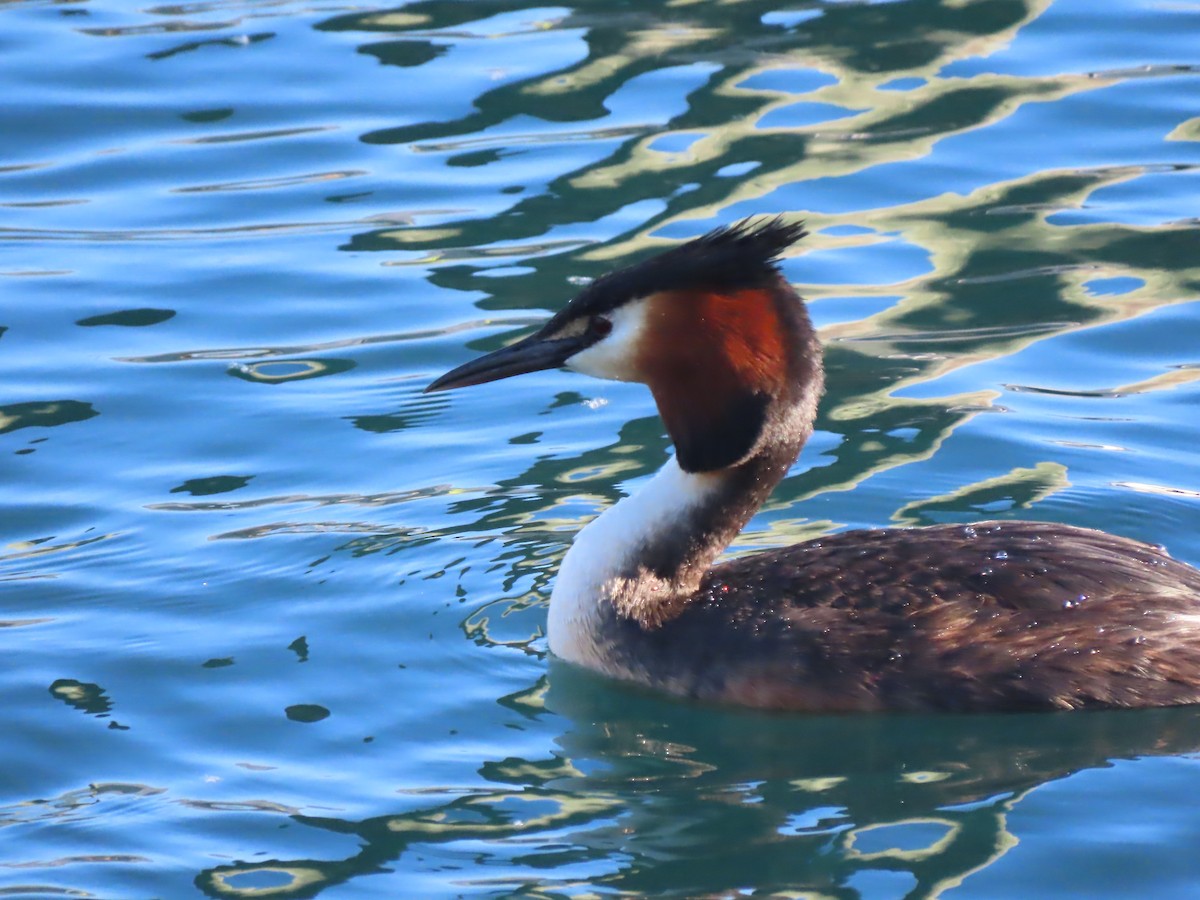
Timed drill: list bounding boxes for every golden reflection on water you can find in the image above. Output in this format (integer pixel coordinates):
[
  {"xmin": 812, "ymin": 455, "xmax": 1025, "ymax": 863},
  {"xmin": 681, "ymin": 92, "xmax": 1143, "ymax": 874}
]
[
  {"xmin": 893, "ymin": 461, "xmax": 1069, "ymax": 526},
  {"xmin": 568, "ymin": 1, "xmax": 1059, "ymax": 213},
  {"xmin": 1167, "ymin": 116, "xmax": 1200, "ymax": 142},
  {"xmin": 206, "ymin": 864, "xmax": 327, "ymax": 897}
]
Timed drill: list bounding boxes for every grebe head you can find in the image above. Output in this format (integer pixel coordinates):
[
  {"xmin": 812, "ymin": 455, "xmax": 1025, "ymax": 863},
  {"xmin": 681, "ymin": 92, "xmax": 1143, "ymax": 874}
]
[{"xmin": 427, "ymin": 218, "xmax": 822, "ymax": 473}]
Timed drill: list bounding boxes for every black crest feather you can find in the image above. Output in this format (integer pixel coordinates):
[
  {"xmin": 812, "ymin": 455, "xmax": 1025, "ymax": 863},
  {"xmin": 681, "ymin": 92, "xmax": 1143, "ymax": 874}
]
[
  {"xmin": 561, "ymin": 217, "xmax": 807, "ymax": 321},
  {"xmin": 664, "ymin": 216, "xmax": 807, "ymax": 284}
]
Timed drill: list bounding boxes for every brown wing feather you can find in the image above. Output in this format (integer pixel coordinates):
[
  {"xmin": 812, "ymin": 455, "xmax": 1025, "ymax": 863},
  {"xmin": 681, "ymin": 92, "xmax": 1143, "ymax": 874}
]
[{"xmin": 634, "ymin": 521, "xmax": 1200, "ymax": 711}]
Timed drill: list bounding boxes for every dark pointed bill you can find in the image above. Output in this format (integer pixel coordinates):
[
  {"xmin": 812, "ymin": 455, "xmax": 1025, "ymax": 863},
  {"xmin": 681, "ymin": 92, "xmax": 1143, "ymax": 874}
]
[{"xmin": 425, "ymin": 329, "xmax": 586, "ymax": 393}]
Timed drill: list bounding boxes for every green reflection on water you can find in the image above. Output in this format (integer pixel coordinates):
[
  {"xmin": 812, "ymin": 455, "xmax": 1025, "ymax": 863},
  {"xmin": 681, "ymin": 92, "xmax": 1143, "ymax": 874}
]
[{"xmin": 191, "ymin": 666, "xmax": 1200, "ymax": 899}]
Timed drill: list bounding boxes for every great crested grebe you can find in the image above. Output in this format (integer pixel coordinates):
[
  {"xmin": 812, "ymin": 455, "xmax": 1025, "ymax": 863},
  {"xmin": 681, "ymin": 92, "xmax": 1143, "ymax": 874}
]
[{"xmin": 427, "ymin": 219, "xmax": 1200, "ymax": 712}]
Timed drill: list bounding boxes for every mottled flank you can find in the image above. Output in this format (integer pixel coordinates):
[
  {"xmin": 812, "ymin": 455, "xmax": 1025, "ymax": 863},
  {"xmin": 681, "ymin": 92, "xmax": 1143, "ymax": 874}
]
[{"xmin": 598, "ymin": 521, "xmax": 1200, "ymax": 712}]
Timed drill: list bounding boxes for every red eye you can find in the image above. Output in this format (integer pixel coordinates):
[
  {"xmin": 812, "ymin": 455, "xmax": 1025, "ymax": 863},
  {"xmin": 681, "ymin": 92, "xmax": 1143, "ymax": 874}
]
[{"xmin": 591, "ymin": 317, "xmax": 613, "ymax": 338}]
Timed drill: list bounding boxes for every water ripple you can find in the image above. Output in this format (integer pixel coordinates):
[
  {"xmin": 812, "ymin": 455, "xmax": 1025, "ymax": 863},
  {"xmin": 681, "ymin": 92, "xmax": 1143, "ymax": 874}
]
[
  {"xmin": 0, "ymin": 218, "xmax": 390, "ymax": 243},
  {"xmin": 843, "ymin": 322, "xmax": 1075, "ymax": 344},
  {"xmin": 172, "ymin": 169, "xmax": 365, "ymax": 193},
  {"xmin": 172, "ymin": 123, "xmax": 337, "ymax": 145},
  {"xmin": 118, "ymin": 318, "xmax": 542, "ymax": 364},
  {"xmin": 81, "ymin": 19, "xmax": 238, "ymax": 36},
  {"xmin": 146, "ymin": 486, "xmax": 452, "ymax": 513}
]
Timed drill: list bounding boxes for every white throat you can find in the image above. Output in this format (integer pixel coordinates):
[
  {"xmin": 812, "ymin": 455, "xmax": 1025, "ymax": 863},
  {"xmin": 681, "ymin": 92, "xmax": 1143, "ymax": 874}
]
[{"xmin": 547, "ymin": 457, "xmax": 717, "ymax": 665}]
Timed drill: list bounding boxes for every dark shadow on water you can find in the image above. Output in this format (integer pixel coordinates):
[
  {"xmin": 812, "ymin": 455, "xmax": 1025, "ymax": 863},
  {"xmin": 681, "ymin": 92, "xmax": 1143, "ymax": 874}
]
[{"xmin": 0, "ymin": 400, "xmax": 98, "ymax": 436}]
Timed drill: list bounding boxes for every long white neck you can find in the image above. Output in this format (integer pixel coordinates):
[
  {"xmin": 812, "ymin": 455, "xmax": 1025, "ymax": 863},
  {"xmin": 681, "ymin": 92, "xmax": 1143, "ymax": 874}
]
[
  {"xmin": 547, "ymin": 458, "xmax": 720, "ymax": 666},
  {"xmin": 545, "ymin": 442, "xmax": 798, "ymax": 669}
]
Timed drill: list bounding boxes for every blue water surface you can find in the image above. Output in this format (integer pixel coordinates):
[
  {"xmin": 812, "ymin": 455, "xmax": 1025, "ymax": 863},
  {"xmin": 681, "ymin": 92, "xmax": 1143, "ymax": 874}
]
[{"xmin": 3, "ymin": 0, "xmax": 1200, "ymax": 897}]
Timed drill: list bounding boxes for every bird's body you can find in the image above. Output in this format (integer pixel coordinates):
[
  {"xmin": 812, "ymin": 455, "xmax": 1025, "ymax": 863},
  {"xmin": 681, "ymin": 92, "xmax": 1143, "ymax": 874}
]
[
  {"xmin": 560, "ymin": 510, "xmax": 1200, "ymax": 711},
  {"xmin": 428, "ymin": 219, "xmax": 1200, "ymax": 712}
]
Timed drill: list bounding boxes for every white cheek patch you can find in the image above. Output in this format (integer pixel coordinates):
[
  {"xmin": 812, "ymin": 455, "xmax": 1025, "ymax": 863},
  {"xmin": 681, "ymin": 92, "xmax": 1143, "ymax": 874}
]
[{"xmin": 565, "ymin": 299, "xmax": 648, "ymax": 382}]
